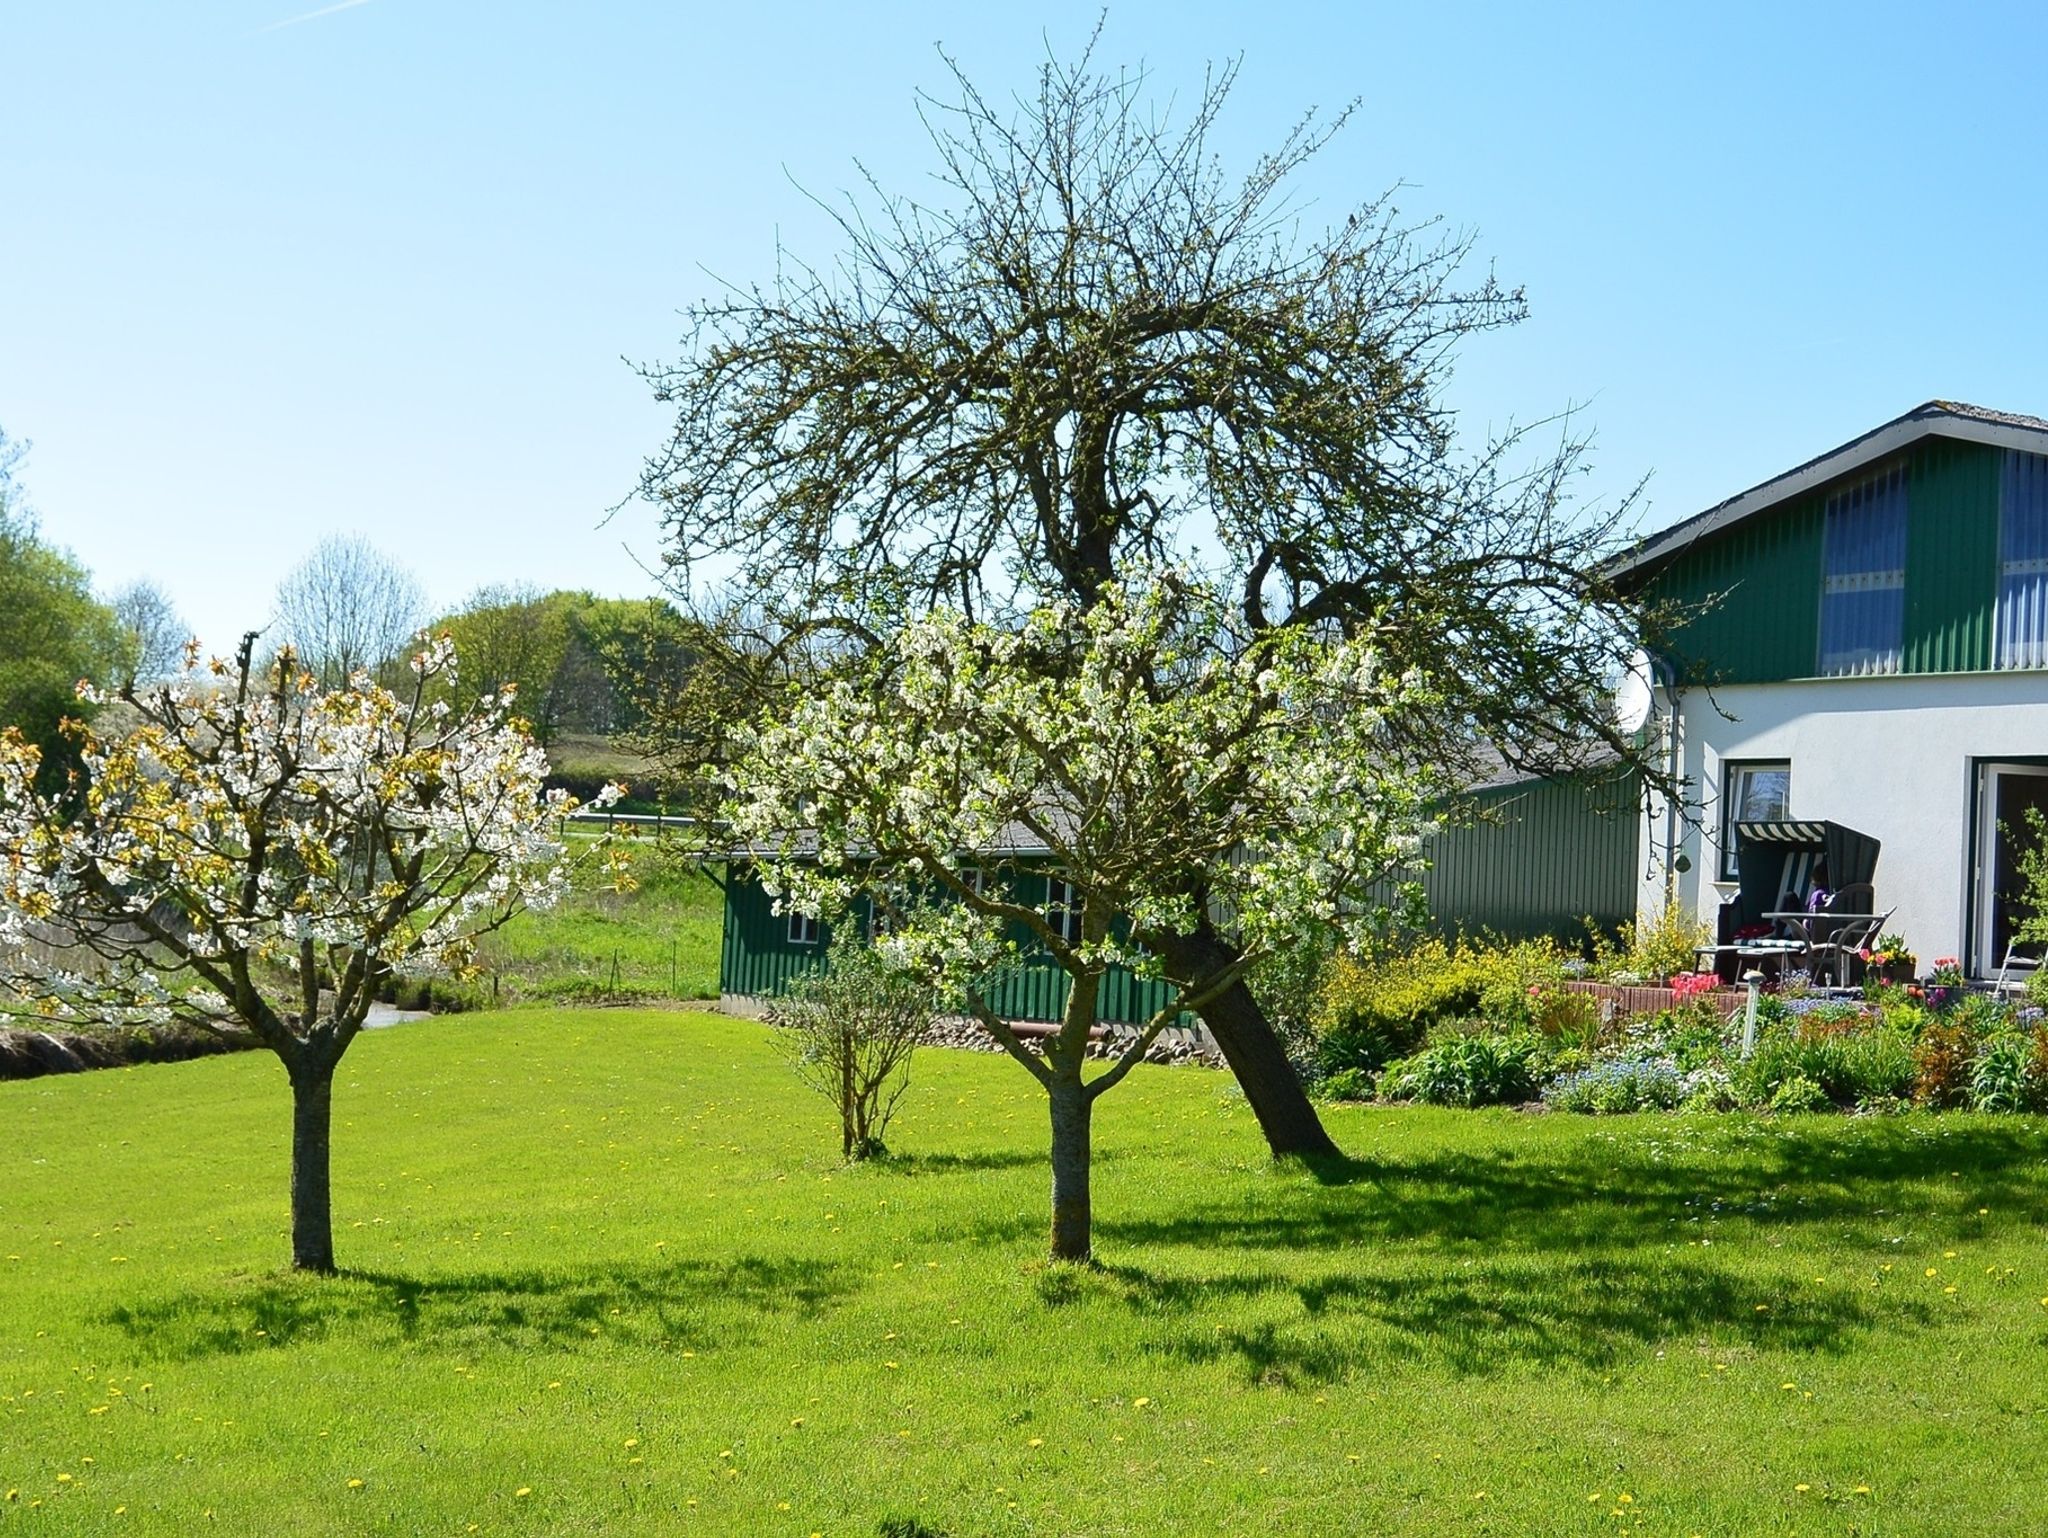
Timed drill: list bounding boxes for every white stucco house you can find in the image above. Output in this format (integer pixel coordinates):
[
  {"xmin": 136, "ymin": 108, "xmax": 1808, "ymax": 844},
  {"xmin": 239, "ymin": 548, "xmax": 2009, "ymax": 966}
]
[{"xmin": 1611, "ymin": 401, "xmax": 2048, "ymax": 978}]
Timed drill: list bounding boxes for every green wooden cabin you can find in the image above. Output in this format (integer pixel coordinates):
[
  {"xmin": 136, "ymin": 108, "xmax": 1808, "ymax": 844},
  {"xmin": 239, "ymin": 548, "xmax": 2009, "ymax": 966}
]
[
  {"xmin": 717, "ymin": 764, "xmax": 1642, "ymax": 1013},
  {"xmin": 716, "ymin": 852, "xmax": 1182, "ymax": 1024}
]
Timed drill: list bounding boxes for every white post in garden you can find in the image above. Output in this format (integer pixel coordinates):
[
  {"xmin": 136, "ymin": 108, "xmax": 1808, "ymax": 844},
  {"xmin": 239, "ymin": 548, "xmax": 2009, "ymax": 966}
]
[{"xmin": 1741, "ymin": 971, "xmax": 1764, "ymax": 1058}]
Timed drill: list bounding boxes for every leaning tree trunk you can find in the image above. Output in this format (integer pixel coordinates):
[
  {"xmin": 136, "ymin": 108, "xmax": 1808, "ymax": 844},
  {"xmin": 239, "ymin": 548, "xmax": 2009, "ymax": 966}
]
[
  {"xmin": 1155, "ymin": 917, "xmax": 1339, "ymax": 1160},
  {"xmin": 288, "ymin": 1059, "xmax": 339, "ymax": 1274}
]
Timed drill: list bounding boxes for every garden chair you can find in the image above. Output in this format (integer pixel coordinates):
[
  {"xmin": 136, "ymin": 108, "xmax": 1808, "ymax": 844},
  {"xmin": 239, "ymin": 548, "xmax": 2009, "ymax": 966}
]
[{"xmin": 1804, "ymin": 907, "xmax": 1892, "ymax": 989}]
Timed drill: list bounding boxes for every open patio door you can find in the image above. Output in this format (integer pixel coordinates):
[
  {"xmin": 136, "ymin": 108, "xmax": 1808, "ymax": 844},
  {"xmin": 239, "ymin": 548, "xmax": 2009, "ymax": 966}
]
[{"xmin": 1973, "ymin": 762, "xmax": 2048, "ymax": 977}]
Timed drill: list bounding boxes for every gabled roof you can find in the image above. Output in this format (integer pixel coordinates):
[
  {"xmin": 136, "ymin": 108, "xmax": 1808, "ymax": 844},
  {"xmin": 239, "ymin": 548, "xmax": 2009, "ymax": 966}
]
[{"xmin": 1609, "ymin": 400, "xmax": 2048, "ymax": 584}]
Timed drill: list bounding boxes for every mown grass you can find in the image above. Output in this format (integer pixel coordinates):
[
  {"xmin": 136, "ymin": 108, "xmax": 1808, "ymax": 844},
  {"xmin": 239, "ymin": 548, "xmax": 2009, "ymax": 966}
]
[{"xmin": 5, "ymin": 1010, "xmax": 2048, "ymax": 1534}]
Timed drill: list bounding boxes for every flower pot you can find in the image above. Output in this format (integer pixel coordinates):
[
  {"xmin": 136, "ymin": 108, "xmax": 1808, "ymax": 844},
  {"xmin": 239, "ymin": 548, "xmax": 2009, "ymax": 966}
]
[{"xmin": 1877, "ymin": 957, "xmax": 1917, "ymax": 986}]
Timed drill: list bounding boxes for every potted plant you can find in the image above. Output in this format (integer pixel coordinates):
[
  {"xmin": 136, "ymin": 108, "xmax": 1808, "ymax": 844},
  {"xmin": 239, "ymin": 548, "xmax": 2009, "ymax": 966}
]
[{"xmin": 1860, "ymin": 933, "xmax": 1916, "ymax": 986}]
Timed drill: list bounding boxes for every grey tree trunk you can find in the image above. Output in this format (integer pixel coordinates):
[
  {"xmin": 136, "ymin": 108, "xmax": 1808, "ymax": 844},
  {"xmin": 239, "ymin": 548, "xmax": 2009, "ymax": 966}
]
[
  {"xmin": 289, "ymin": 1062, "xmax": 337, "ymax": 1274},
  {"xmin": 1048, "ymin": 1074, "xmax": 1093, "ymax": 1263},
  {"xmin": 1156, "ymin": 916, "xmax": 1339, "ymax": 1159}
]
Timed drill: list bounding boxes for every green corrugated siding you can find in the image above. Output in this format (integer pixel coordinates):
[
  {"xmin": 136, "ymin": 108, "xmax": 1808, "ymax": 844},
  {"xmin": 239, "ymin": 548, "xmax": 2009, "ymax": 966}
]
[
  {"xmin": 1903, "ymin": 439, "xmax": 2000, "ymax": 673},
  {"xmin": 1640, "ymin": 434, "xmax": 2013, "ymax": 684},
  {"xmin": 1646, "ymin": 495, "xmax": 1824, "ymax": 684},
  {"xmin": 1380, "ymin": 770, "xmax": 1642, "ymax": 940},
  {"xmin": 719, "ymin": 862, "xmax": 1181, "ymax": 1025}
]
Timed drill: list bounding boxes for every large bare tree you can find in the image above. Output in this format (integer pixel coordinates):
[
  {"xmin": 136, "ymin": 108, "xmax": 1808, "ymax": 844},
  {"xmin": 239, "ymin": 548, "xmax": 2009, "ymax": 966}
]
[
  {"xmin": 272, "ymin": 534, "xmax": 427, "ymax": 690},
  {"xmin": 111, "ymin": 578, "xmax": 192, "ymax": 683},
  {"xmin": 635, "ymin": 39, "xmax": 1669, "ymax": 1156}
]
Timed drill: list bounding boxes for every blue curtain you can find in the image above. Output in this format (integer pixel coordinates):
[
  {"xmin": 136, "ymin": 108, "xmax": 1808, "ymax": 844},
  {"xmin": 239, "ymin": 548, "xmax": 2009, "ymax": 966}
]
[
  {"xmin": 1819, "ymin": 465, "xmax": 1907, "ymax": 676},
  {"xmin": 1999, "ymin": 451, "xmax": 2048, "ymax": 670}
]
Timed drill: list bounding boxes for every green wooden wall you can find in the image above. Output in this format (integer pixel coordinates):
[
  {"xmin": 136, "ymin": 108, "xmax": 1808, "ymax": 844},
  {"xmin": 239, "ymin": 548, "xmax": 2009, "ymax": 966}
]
[
  {"xmin": 718, "ymin": 862, "xmax": 1183, "ymax": 1025},
  {"xmin": 1376, "ymin": 769, "xmax": 1643, "ymax": 941},
  {"xmin": 1641, "ymin": 438, "xmax": 2009, "ymax": 684}
]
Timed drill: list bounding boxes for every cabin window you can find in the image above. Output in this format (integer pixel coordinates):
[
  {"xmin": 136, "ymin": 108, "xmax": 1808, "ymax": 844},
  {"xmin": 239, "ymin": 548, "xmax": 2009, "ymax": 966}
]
[
  {"xmin": 1997, "ymin": 450, "xmax": 2048, "ymax": 669},
  {"xmin": 787, "ymin": 910, "xmax": 820, "ymax": 946},
  {"xmin": 1817, "ymin": 464, "xmax": 1908, "ymax": 676},
  {"xmin": 1045, "ymin": 877, "xmax": 1083, "ymax": 944},
  {"xmin": 1720, "ymin": 760, "xmax": 1790, "ymax": 880}
]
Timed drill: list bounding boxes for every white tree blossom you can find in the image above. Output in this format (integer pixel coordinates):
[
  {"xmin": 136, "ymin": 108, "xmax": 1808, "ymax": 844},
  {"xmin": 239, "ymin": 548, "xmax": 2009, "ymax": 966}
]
[
  {"xmin": 0, "ymin": 633, "xmax": 623, "ymax": 1271},
  {"xmin": 726, "ymin": 574, "xmax": 1443, "ymax": 1259}
]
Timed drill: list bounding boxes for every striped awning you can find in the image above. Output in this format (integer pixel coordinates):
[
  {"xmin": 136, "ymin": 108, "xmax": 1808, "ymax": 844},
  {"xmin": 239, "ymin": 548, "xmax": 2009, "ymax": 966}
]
[{"xmin": 1735, "ymin": 820, "xmax": 1830, "ymax": 844}]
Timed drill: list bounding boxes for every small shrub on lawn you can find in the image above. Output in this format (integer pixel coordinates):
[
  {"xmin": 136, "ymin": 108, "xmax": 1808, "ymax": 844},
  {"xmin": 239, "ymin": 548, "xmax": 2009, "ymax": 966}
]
[{"xmin": 770, "ymin": 934, "xmax": 936, "ymax": 1161}]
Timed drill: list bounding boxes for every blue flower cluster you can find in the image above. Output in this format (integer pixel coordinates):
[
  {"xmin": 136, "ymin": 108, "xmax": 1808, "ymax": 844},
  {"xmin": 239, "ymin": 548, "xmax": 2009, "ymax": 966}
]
[{"xmin": 1543, "ymin": 1054, "xmax": 1686, "ymax": 1114}]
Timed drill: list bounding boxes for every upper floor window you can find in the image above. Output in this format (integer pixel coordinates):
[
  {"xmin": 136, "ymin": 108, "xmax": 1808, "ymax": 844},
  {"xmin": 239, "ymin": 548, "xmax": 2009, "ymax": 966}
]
[
  {"xmin": 1818, "ymin": 464, "xmax": 1908, "ymax": 676},
  {"xmin": 1997, "ymin": 450, "xmax": 2048, "ymax": 670}
]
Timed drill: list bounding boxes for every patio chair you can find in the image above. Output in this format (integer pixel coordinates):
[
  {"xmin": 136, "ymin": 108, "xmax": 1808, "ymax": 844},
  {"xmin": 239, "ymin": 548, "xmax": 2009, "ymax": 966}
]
[{"xmin": 1805, "ymin": 907, "xmax": 1892, "ymax": 989}]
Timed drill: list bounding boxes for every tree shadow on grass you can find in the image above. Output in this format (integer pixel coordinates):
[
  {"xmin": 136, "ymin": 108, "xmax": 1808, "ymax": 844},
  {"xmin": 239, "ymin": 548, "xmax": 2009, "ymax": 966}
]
[
  {"xmin": 104, "ymin": 1253, "xmax": 856, "ymax": 1363},
  {"xmin": 1068, "ymin": 1119, "xmax": 2039, "ymax": 1381},
  {"xmin": 1124, "ymin": 1119, "xmax": 2048, "ymax": 1256},
  {"xmin": 1088, "ymin": 1254, "xmax": 1934, "ymax": 1382}
]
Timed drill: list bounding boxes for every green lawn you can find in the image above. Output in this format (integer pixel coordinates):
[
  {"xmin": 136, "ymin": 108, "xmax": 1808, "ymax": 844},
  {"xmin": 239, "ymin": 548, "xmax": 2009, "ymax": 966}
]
[{"xmin": 5, "ymin": 1010, "xmax": 2048, "ymax": 1535}]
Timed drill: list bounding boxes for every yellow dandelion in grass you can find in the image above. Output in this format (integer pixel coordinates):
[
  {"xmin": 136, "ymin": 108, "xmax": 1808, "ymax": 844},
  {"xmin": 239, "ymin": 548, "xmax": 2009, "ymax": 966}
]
[
  {"xmin": 1754, "ymin": 1304, "xmax": 1769, "ymax": 1313},
  {"xmin": 114, "ymin": 1505, "xmax": 126, "ymax": 1515},
  {"xmin": 884, "ymin": 1361, "xmax": 900, "ymax": 1371},
  {"xmin": 791, "ymin": 1418, "xmax": 805, "ymax": 1428},
  {"xmin": 1795, "ymin": 1483, "xmax": 1810, "ymax": 1492},
  {"xmin": 1925, "ymin": 1268, "xmax": 1940, "ymax": 1278},
  {"xmin": 1854, "ymin": 1485, "xmax": 1872, "ymax": 1495},
  {"xmin": 778, "ymin": 1501, "xmax": 791, "ymax": 1511},
  {"xmin": 1943, "ymin": 1250, "xmax": 1957, "ymax": 1259},
  {"xmin": 1132, "ymin": 1397, "xmax": 1152, "ymax": 1408},
  {"xmin": 346, "ymin": 1479, "xmax": 363, "ymax": 1489},
  {"xmin": 1617, "ymin": 1492, "xmax": 1633, "ymax": 1504},
  {"xmin": 515, "ymin": 1487, "xmax": 532, "ymax": 1498},
  {"xmin": 56, "ymin": 1474, "xmax": 73, "ymax": 1484},
  {"xmin": 1944, "ymin": 1285, "xmax": 1959, "ymax": 1295},
  {"xmin": 623, "ymin": 1438, "xmax": 639, "ymax": 1449},
  {"xmin": 1027, "ymin": 1438, "xmax": 1044, "ymax": 1448}
]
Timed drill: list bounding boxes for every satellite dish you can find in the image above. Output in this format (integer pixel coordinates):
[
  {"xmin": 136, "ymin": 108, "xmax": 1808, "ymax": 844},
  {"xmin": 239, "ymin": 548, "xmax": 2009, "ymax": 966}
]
[{"xmin": 1613, "ymin": 647, "xmax": 1656, "ymax": 734}]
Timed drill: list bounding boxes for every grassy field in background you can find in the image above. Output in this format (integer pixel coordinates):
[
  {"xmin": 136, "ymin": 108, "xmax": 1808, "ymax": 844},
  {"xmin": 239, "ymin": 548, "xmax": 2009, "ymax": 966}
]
[
  {"xmin": 6, "ymin": 1010, "xmax": 2048, "ymax": 1534},
  {"xmin": 463, "ymin": 837, "xmax": 723, "ymax": 1006}
]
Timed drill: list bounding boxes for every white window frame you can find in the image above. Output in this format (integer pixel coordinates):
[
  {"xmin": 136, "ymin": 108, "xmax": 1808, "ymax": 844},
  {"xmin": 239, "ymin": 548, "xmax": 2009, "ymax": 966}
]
[
  {"xmin": 787, "ymin": 910, "xmax": 820, "ymax": 946},
  {"xmin": 1720, "ymin": 760, "xmax": 1791, "ymax": 880},
  {"xmin": 1045, "ymin": 877, "xmax": 1082, "ymax": 944}
]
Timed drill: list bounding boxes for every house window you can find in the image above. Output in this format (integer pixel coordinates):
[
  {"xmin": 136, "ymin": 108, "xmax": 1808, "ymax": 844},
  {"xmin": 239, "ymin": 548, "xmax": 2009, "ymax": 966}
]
[
  {"xmin": 1720, "ymin": 760, "xmax": 1790, "ymax": 880},
  {"xmin": 1997, "ymin": 450, "xmax": 2048, "ymax": 669},
  {"xmin": 787, "ymin": 910, "xmax": 820, "ymax": 946},
  {"xmin": 1818, "ymin": 464, "xmax": 1908, "ymax": 676},
  {"xmin": 1045, "ymin": 877, "xmax": 1082, "ymax": 944}
]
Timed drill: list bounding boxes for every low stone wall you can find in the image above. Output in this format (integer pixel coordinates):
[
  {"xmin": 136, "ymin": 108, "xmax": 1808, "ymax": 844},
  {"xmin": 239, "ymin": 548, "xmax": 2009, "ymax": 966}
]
[{"xmin": 1557, "ymin": 979, "xmax": 1750, "ymax": 1020}]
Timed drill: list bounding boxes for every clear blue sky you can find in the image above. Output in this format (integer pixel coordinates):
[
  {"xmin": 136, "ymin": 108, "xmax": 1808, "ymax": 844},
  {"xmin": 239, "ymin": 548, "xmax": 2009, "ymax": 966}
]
[{"xmin": 7, "ymin": 1, "xmax": 2048, "ymax": 652}]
